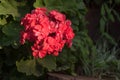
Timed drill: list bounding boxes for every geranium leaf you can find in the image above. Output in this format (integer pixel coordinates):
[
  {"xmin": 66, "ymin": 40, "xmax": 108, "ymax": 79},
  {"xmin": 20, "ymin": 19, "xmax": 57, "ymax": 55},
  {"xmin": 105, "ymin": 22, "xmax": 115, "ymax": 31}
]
[
  {"xmin": 2, "ymin": 22, "xmax": 21, "ymax": 37},
  {"xmin": 33, "ymin": 0, "xmax": 44, "ymax": 8},
  {"xmin": 16, "ymin": 59, "xmax": 41, "ymax": 77},
  {"xmin": 0, "ymin": 0, "xmax": 29, "ymax": 20},
  {"xmin": 0, "ymin": 36, "xmax": 16, "ymax": 46},
  {"xmin": 37, "ymin": 55, "xmax": 56, "ymax": 71},
  {"xmin": 0, "ymin": 22, "xmax": 21, "ymax": 47},
  {"xmin": 0, "ymin": 0, "xmax": 20, "ymax": 17}
]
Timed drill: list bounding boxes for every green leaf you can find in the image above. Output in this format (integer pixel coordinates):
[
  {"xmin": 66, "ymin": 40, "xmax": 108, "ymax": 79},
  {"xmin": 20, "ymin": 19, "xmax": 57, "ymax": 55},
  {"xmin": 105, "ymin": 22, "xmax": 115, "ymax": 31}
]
[
  {"xmin": 76, "ymin": 1, "xmax": 86, "ymax": 10},
  {"xmin": 37, "ymin": 55, "xmax": 56, "ymax": 71},
  {"xmin": 61, "ymin": 0, "xmax": 76, "ymax": 8},
  {"xmin": 0, "ymin": 0, "xmax": 20, "ymax": 17},
  {"xmin": 0, "ymin": 22, "xmax": 21, "ymax": 48},
  {"xmin": 43, "ymin": 0, "xmax": 77, "ymax": 12},
  {"xmin": 44, "ymin": 0, "xmax": 62, "ymax": 7},
  {"xmin": 100, "ymin": 18, "xmax": 106, "ymax": 33},
  {"xmin": 101, "ymin": 4, "xmax": 105, "ymax": 16},
  {"xmin": 2, "ymin": 22, "xmax": 21, "ymax": 37},
  {"xmin": 0, "ymin": 0, "xmax": 29, "ymax": 20},
  {"xmin": 104, "ymin": 3, "xmax": 115, "ymax": 22},
  {"xmin": 0, "ymin": 17, "xmax": 7, "ymax": 25},
  {"xmin": 71, "ymin": 17, "xmax": 79, "ymax": 25},
  {"xmin": 16, "ymin": 59, "xmax": 41, "ymax": 76},
  {"xmin": 113, "ymin": 10, "xmax": 120, "ymax": 22},
  {"xmin": 0, "ymin": 36, "xmax": 15, "ymax": 46},
  {"xmin": 103, "ymin": 33, "xmax": 116, "ymax": 45},
  {"xmin": 33, "ymin": 0, "xmax": 44, "ymax": 8},
  {"xmin": 108, "ymin": 13, "xmax": 115, "ymax": 22}
]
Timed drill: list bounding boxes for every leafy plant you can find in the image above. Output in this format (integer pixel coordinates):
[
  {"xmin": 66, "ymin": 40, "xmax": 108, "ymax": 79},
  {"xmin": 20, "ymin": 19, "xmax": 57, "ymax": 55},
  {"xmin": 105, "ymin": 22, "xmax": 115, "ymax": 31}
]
[
  {"xmin": 0, "ymin": 0, "xmax": 120, "ymax": 80},
  {"xmin": 15, "ymin": 0, "xmax": 89, "ymax": 77},
  {"xmin": 99, "ymin": 0, "xmax": 120, "ymax": 45},
  {"xmin": 92, "ymin": 39, "xmax": 120, "ymax": 79}
]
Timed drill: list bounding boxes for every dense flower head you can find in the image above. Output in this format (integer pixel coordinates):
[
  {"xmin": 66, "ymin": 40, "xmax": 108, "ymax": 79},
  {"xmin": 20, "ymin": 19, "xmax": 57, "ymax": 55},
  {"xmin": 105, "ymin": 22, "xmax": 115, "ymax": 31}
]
[{"xmin": 20, "ymin": 8, "xmax": 75, "ymax": 58}]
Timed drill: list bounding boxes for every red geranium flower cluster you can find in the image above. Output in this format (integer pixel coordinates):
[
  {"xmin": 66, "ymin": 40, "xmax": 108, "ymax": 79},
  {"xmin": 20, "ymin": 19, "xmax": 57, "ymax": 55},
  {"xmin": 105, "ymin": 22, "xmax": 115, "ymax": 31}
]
[{"xmin": 20, "ymin": 8, "xmax": 75, "ymax": 58}]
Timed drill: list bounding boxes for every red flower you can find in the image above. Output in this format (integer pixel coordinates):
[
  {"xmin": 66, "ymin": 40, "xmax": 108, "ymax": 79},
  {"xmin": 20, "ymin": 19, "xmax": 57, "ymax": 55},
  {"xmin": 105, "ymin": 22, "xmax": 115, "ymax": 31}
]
[
  {"xmin": 20, "ymin": 8, "xmax": 75, "ymax": 58},
  {"xmin": 50, "ymin": 10, "xmax": 66, "ymax": 21}
]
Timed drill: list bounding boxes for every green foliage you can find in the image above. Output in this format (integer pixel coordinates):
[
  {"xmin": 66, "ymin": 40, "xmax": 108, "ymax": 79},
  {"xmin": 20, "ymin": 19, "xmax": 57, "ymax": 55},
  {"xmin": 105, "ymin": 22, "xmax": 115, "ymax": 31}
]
[
  {"xmin": 56, "ymin": 48, "xmax": 77, "ymax": 76},
  {"xmin": 37, "ymin": 55, "xmax": 56, "ymax": 72},
  {"xmin": 0, "ymin": 15, "xmax": 7, "ymax": 25},
  {"xmin": 16, "ymin": 59, "xmax": 41, "ymax": 76},
  {"xmin": 0, "ymin": 0, "xmax": 120, "ymax": 80},
  {"xmin": 0, "ymin": 0, "xmax": 29, "ymax": 20},
  {"xmin": 2, "ymin": 22, "xmax": 21, "ymax": 37},
  {"xmin": 72, "ymin": 31, "xmax": 97, "ymax": 76},
  {"xmin": 92, "ymin": 39, "xmax": 120, "ymax": 79},
  {"xmin": 99, "ymin": 1, "xmax": 119, "ymax": 46},
  {"xmin": 0, "ymin": 0, "xmax": 20, "ymax": 17},
  {"xmin": 0, "ymin": 22, "xmax": 22, "ymax": 48},
  {"xmin": 33, "ymin": 0, "xmax": 44, "ymax": 8}
]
